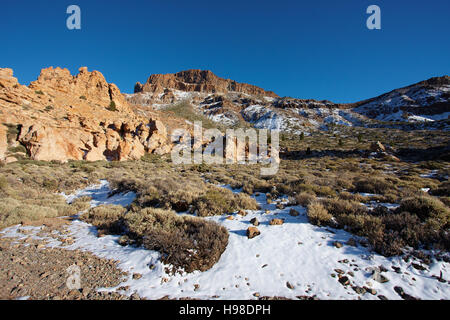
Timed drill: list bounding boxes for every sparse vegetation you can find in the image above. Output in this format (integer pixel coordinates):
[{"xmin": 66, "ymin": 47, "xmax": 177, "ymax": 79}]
[
  {"xmin": 0, "ymin": 125, "xmax": 448, "ymax": 263},
  {"xmin": 107, "ymin": 101, "xmax": 117, "ymax": 111},
  {"xmin": 307, "ymin": 201, "xmax": 332, "ymax": 226}
]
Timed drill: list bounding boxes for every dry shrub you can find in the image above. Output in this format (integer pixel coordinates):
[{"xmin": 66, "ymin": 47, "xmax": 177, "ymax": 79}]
[
  {"xmin": 194, "ymin": 186, "xmax": 258, "ymax": 217},
  {"xmin": 430, "ymin": 181, "xmax": 450, "ymax": 197},
  {"xmin": 321, "ymin": 198, "xmax": 368, "ymax": 217},
  {"xmin": 125, "ymin": 208, "xmax": 229, "ymax": 272},
  {"xmin": 242, "ymin": 182, "xmax": 254, "ymax": 195},
  {"xmin": 0, "ymin": 198, "xmax": 59, "ymax": 229},
  {"xmin": 69, "ymin": 196, "xmax": 92, "ymax": 213},
  {"xmin": 81, "ymin": 205, "xmax": 127, "ymax": 234},
  {"xmin": 295, "ymin": 192, "xmax": 316, "ymax": 207},
  {"xmin": 353, "ymin": 176, "xmax": 393, "ymax": 194},
  {"xmin": 295, "ymin": 183, "xmax": 336, "ymax": 197},
  {"xmin": 307, "ymin": 201, "xmax": 332, "ymax": 226},
  {"xmin": 397, "ymin": 196, "xmax": 449, "ymax": 227},
  {"xmin": 440, "ymin": 196, "xmax": 450, "ymax": 207},
  {"xmin": 0, "ymin": 190, "xmax": 76, "ymax": 229},
  {"xmin": 382, "ymin": 212, "xmax": 429, "ymax": 248},
  {"xmin": 339, "ymin": 191, "xmax": 368, "ymax": 203}
]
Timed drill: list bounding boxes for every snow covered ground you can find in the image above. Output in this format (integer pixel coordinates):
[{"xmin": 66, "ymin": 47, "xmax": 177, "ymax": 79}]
[{"xmin": 1, "ymin": 181, "xmax": 449, "ymax": 300}]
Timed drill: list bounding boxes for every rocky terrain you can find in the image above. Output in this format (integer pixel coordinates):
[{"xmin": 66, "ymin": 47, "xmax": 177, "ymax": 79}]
[
  {"xmin": 0, "ymin": 67, "xmax": 171, "ymax": 163},
  {"xmin": 127, "ymin": 70, "xmax": 450, "ymax": 134},
  {"xmin": 0, "ymin": 67, "xmax": 448, "ymax": 300},
  {"xmin": 1, "ymin": 67, "xmax": 448, "ymax": 163}
]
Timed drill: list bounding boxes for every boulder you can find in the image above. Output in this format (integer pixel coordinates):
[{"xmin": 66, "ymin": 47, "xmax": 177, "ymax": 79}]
[
  {"xmin": 247, "ymin": 227, "xmax": 260, "ymax": 239},
  {"xmin": 269, "ymin": 218, "xmax": 284, "ymax": 225}
]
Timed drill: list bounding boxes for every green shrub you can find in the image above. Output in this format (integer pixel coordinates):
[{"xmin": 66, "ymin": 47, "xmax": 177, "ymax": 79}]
[
  {"xmin": 8, "ymin": 145, "xmax": 27, "ymax": 154},
  {"xmin": 107, "ymin": 101, "xmax": 117, "ymax": 111}
]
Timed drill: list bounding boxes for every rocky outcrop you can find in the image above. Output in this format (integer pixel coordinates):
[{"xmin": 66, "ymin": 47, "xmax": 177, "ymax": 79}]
[
  {"xmin": 134, "ymin": 69, "xmax": 279, "ymax": 98},
  {"xmin": 0, "ymin": 67, "xmax": 172, "ymax": 163},
  {"xmin": 29, "ymin": 67, "xmax": 130, "ymax": 113}
]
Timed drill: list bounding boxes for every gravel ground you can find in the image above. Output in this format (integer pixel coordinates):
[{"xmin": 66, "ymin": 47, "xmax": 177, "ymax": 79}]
[{"xmin": 0, "ymin": 219, "xmax": 142, "ymax": 300}]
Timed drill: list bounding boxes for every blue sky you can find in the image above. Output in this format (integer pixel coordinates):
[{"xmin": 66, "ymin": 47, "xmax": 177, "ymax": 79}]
[{"xmin": 1, "ymin": 0, "xmax": 449, "ymax": 102}]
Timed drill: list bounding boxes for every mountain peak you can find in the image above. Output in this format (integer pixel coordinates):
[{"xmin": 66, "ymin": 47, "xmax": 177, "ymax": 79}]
[{"xmin": 134, "ymin": 69, "xmax": 279, "ymax": 98}]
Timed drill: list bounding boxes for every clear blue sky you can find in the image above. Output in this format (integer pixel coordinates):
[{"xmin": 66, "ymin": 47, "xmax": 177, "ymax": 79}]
[{"xmin": 1, "ymin": 0, "xmax": 449, "ymax": 103}]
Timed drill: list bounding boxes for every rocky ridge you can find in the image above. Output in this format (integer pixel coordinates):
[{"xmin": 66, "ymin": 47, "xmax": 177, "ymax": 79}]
[
  {"xmin": 128, "ymin": 71, "xmax": 450, "ymax": 134},
  {"xmin": 0, "ymin": 67, "xmax": 171, "ymax": 163}
]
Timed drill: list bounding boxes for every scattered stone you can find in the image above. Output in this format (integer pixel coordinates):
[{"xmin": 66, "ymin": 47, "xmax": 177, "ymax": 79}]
[
  {"xmin": 378, "ymin": 295, "xmax": 388, "ymax": 300},
  {"xmin": 289, "ymin": 209, "xmax": 299, "ymax": 217},
  {"xmin": 118, "ymin": 235, "xmax": 129, "ymax": 246},
  {"xmin": 378, "ymin": 265, "xmax": 388, "ymax": 272},
  {"xmin": 261, "ymin": 264, "xmax": 268, "ymax": 268},
  {"xmin": 132, "ymin": 273, "xmax": 142, "ymax": 280},
  {"xmin": 363, "ymin": 287, "xmax": 377, "ymax": 295},
  {"xmin": 370, "ymin": 141, "xmax": 386, "ymax": 153},
  {"xmin": 247, "ymin": 227, "xmax": 261, "ymax": 239},
  {"xmin": 352, "ymin": 286, "xmax": 366, "ymax": 295},
  {"xmin": 226, "ymin": 216, "xmax": 234, "ymax": 220},
  {"xmin": 371, "ymin": 268, "xmax": 389, "ymax": 283},
  {"xmin": 194, "ymin": 284, "xmax": 200, "ymax": 291},
  {"xmin": 286, "ymin": 282, "xmax": 295, "ymax": 290},
  {"xmin": 347, "ymin": 271, "xmax": 354, "ymax": 277},
  {"xmin": 237, "ymin": 210, "xmax": 247, "ymax": 217},
  {"xmin": 334, "ymin": 269, "xmax": 345, "ymax": 275},
  {"xmin": 250, "ymin": 218, "xmax": 259, "ymax": 226},
  {"xmin": 333, "ymin": 241, "xmax": 343, "ymax": 248},
  {"xmin": 264, "ymin": 209, "xmax": 270, "ymax": 214},
  {"xmin": 130, "ymin": 293, "xmax": 140, "ymax": 300},
  {"xmin": 275, "ymin": 203, "xmax": 284, "ymax": 210},
  {"xmin": 411, "ymin": 263, "xmax": 427, "ymax": 271},
  {"xmin": 253, "ymin": 292, "xmax": 260, "ymax": 297},
  {"xmin": 394, "ymin": 286, "xmax": 420, "ymax": 300},
  {"xmin": 269, "ymin": 218, "xmax": 284, "ymax": 226},
  {"xmin": 338, "ymin": 276, "xmax": 350, "ymax": 286},
  {"xmin": 392, "ymin": 266, "xmax": 402, "ymax": 274}
]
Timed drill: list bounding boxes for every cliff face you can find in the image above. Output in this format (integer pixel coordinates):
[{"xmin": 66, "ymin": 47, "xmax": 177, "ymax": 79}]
[
  {"xmin": 0, "ymin": 67, "xmax": 171, "ymax": 163},
  {"xmin": 134, "ymin": 69, "xmax": 279, "ymax": 98}
]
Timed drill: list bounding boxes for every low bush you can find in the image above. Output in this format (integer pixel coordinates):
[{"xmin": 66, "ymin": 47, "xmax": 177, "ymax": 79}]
[
  {"xmin": 194, "ymin": 186, "xmax": 258, "ymax": 217},
  {"xmin": 353, "ymin": 176, "xmax": 393, "ymax": 195},
  {"xmin": 124, "ymin": 207, "xmax": 229, "ymax": 272},
  {"xmin": 397, "ymin": 196, "xmax": 449, "ymax": 227},
  {"xmin": 321, "ymin": 198, "xmax": 368, "ymax": 217},
  {"xmin": 307, "ymin": 201, "xmax": 332, "ymax": 226},
  {"xmin": 81, "ymin": 205, "xmax": 127, "ymax": 234},
  {"xmin": 295, "ymin": 192, "xmax": 316, "ymax": 207}
]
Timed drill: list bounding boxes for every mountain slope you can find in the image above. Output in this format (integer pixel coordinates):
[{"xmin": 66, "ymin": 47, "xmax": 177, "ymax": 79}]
[
  {"xmin": 127, "ymin": 71, "xmax": 450, "ymax": 134},
  {"xmin": 353, "ymin": 76, "xmax": 450, "ymax": 122}
]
